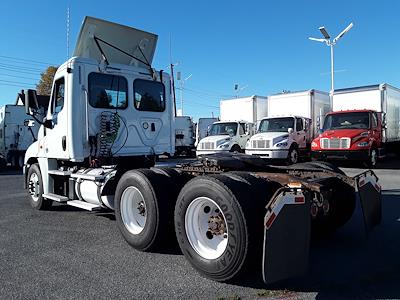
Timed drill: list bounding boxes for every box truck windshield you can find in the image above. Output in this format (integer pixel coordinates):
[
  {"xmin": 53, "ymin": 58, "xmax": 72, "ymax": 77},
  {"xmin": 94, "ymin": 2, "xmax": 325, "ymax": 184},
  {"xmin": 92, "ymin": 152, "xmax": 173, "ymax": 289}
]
[
  {"xmin": 323, "ymin": 112, "xmax": 370, "ymax": 130},
  {"xmin": 258, "ymin": 117, "xmax": 294, "ymax": 132},
  {"xmin": 209, "ymin": 122, "xmax": 237, "ymax": 136}
]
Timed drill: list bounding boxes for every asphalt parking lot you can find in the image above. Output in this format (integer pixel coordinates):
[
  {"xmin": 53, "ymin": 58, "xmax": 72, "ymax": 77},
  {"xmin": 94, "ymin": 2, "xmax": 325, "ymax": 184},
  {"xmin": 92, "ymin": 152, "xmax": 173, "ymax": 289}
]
[{"xmin": 0, "ymin": 157, "xmax": 399, "ymax": 299}]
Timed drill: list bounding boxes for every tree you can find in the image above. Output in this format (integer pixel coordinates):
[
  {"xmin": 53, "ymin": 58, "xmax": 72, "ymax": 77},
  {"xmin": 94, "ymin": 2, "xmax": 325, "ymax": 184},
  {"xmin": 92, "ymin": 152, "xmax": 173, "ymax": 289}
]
[{"xmin": 36, "ymin": 66, "xmax": 58, "ymax": 95}]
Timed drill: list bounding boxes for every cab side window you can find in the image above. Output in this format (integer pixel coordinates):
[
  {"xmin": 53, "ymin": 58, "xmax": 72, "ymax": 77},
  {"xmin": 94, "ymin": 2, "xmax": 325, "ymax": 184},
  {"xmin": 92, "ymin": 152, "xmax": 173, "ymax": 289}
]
[
  {"xmin": 52, "ymin": 77, "xmax": 65, "ymax": 114},
  {"xmin": 296, "ymin": 118, "xmax": 303, "ymax": 131},
  {"xmin": 239, "ymin": 123, "xmax": 245, "ymax": 135}
]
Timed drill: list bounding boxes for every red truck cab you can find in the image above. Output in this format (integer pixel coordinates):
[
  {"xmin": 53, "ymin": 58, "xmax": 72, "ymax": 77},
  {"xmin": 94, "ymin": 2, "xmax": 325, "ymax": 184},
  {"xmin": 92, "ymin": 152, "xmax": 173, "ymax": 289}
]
[{"xmin": 311, "ymin": 109, "xmax": 383, "ymax": 166}]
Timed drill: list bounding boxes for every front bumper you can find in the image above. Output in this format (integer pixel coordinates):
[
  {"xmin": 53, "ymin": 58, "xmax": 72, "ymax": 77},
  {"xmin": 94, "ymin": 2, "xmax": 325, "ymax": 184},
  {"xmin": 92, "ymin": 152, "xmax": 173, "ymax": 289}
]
[
  {"xmin": 196, "ymin": 149, "xmax": 230, "ymax": 156},
  {"xmin": 311, "ymin": 149, "xmax": 370, "ymax": 161},
  {"xmin": 245, "ymin": 149, "xmax": 289, "ymax": 159}
]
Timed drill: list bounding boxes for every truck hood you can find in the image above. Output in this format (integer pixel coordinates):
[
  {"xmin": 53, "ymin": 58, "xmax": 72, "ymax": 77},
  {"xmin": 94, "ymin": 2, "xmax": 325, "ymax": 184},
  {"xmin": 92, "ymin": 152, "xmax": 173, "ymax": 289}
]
[
  {"xmin": 199, "ymin": 135, "xmax": 231, "ymax": 144},
  {"xmin": 250, "ymin": 132, "xmax": 289, "ymax": 141},
  {"xmin": 74, "ymin": 16, "xmax": 158, "ymax": 68},
  {"xmin": 318, "ymin": 129, "xmax": 369, "ymax": 139}
]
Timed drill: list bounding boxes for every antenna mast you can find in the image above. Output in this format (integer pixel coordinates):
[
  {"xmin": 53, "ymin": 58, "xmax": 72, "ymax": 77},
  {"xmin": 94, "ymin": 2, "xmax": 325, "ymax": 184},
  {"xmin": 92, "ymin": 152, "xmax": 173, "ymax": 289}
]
[{"xmin": 66, "ymin": 5, "xmax": 70, "ymax": 59}]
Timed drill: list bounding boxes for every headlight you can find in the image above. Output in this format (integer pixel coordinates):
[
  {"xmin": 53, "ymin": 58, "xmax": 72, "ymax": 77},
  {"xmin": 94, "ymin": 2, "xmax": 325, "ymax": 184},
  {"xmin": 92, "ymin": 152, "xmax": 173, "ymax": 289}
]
[
  {"xmin": 275, "ymin": 141, "xmax": 288, "ymax": 147},
  {"xmin": 218, "ymin": 143, "xmax": 230, "ymax": 149},
  {"xmin": 311, "ymin": 141, "xmax": 318, "ymax": 148},
  {"xmin": 216, "ymin": 138, "xmax": 230, "ymax": 147},
  {"xmin": 357, "ymin": 141, "xmax": 369, "ymax": 147}
]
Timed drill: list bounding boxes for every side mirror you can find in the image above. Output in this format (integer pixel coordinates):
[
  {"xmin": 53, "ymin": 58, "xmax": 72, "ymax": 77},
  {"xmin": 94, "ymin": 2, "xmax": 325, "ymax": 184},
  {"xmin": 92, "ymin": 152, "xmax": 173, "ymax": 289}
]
[
  {"xmin": 24, "ymin": 89, "xmax": 39, "ymax": 116},
  {"xmin": 316, "ymin": 116, "xmax": 321, "ymax": 129},
  {"xmin": 24, "ymin": 119, "xmax": 35, "ymax": 127},
  {"xmin": 43, "ymin": 118, "xmax": 53, "ymax": 129},
  {"xmin": 245, "ymin": 123, "xmax": 252, "ymax": 135},
  {"xmin": 288, "ymin": 128, "xmax": 294, "ymax": 134}
]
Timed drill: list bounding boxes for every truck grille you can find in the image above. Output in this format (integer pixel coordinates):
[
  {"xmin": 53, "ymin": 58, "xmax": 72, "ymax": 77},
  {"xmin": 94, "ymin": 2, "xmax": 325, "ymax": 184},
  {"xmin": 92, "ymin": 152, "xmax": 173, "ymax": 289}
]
[
  {"xmin": 252, "ymin": 140, "xmax": 270, "ymax": 149},
  {"xmin": 321, "ymin": 138, "xmax": 350, "ymax": 149},
  {"xmin": 200, "ymin": 142, "xmax": 214, "ymax": 150}
]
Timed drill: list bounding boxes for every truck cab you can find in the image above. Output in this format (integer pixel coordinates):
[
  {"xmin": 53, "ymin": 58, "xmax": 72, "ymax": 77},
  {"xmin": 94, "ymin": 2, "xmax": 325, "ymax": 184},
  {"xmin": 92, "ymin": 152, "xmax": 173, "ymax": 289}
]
[
  {"xmin": 311, "ymin": 109, "xmax": 383, "ymax": 166},
  {"xmin": 196, "ymin": 120, "xmax": 251, "ymax": 156},
  {"xmin": 23, "ymin": 16, "xmax": 174, "ymax": 204},
  {"xmin": 245, "ymin": 116, "xmax": 311, "ymax": 164}
]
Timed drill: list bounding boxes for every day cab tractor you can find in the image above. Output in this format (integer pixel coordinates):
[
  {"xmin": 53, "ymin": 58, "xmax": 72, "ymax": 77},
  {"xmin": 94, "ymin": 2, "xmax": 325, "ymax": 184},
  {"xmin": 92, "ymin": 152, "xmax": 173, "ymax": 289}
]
[{"xmin": 23, "ymin": 16, "xmax": 382, "ymax": 285}]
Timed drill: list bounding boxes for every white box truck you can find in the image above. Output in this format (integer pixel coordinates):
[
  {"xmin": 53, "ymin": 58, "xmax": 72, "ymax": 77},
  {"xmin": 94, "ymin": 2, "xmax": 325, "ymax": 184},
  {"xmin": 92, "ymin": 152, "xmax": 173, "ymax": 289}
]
[
  {"xmin": 245, "ymin": 90, "xmax": 330, "ymax": 163},
  {"xmin": 312, "ymin": 84, "xmax": 400, "ymax": 166},
  {"xmin": 196, "ymin": 96, "xmax": 267, "ymax": 156},
  {"xmin": 174, "ymin": 116, "xmax": 195, "ymax": 156},
  {"xmin": 21, "ymin": 16, "xmax": 381, "ymax": 286},
  {"xmin": 0, "ymin": 102, "xmax": 47, "ymax": 168},
  {"xmin": 194, "ymin": 117, "xmax": 219, "ymax": 146}
]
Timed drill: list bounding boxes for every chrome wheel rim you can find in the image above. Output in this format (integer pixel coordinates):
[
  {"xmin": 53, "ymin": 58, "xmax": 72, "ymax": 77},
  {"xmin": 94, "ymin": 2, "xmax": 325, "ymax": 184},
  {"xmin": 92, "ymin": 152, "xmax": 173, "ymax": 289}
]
[
  {"xmin": 185, "ymin": 197, "xmax": 228, "ymax": 260},
  {"xmin": 120, "ymin": 186, "xmax": 147, "ymax": 235}
]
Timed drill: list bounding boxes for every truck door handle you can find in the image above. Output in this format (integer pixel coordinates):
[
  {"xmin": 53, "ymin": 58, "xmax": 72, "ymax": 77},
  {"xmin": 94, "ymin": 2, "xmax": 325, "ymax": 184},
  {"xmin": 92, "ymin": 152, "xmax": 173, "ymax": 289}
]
[{"xmin": 62, "ymin": 136, "xmax": 66, "ymax": 151}]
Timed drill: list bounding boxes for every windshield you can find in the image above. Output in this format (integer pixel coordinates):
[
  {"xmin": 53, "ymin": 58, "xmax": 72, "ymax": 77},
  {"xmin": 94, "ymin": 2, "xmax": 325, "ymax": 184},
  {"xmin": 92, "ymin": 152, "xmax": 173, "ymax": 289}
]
[
  {"xmin": 258, "ymin": 117, "xmax": 294, "ymax": 133},
  {"xmin": 209, "ymin": 122, "xmax": 238, "ymax": 136},
  {"xmin": 323, "ymin": 112, "xmax": 370, "ymax": 130}
]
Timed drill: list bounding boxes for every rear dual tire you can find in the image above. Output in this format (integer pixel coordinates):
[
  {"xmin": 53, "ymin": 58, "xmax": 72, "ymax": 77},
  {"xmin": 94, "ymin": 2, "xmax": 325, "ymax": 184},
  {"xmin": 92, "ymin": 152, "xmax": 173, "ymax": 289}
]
[
  {"xmin": 174, "ymin": 173, "xmax": 279, "ymax": 282},
  {"xmin": 114, "ymin": 168, "xmax": 190, "ymax": 251}
]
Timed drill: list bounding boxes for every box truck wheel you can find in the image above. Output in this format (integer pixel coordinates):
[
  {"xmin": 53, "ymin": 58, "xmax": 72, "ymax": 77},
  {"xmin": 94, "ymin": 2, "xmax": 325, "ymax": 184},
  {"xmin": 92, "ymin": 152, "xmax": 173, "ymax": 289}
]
[
  {"xmin": 26, "ymin": 163, "xmax": 52, "ymax": 210},
  {"xmin": 115, "ymin": 169, "xmax": 177, "ymax": 251},
  {"xmin": 287, "ymin": 146, "xmax": 299, "ymax": 164},
  {"xmin": 174, "ymin": 173, "xmax": 269, "ymax": 282},
  {"xmin": 230, "ymin": 144, "xmax": 242, "ymax": 153}
]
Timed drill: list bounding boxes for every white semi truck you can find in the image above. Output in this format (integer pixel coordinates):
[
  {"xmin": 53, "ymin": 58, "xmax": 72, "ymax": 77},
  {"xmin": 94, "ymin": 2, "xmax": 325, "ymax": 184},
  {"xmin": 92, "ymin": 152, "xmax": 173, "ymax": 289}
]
[
  {"xmin": 245, "ymin": 90, "xmax": 330, "ymax": 164},
  {"xmin": 196, "ymin": 96, "xmax": 267, "ymax": 156},
  {"xmin": 174, "ymin": 116, "xmax": 195, "ymax": 156},
  {"xmin": 0, "ymin": 98, "xmax": 48, "ymax": 168},
  {"xmin": 23, "ymin": 17, "xmax": 381, "ymax": 285}
]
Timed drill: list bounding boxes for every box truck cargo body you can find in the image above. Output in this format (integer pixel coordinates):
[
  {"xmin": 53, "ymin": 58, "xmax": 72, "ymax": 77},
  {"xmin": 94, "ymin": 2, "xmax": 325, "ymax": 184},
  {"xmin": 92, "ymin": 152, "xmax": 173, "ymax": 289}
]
[
  {"xmin": 245, "ymin": 90, "xmax": 330, "ymax": 163},
  {"xmin": 0, "ymin": 105, "xmax": 39, "ymax": 168},
  {"xmin": 312, "ymin": 84, "xmax": 400, "ymax": 166},
  {"xmin": 174, "ymin": 116, "xmax": 195, "ymax": 156},
  {"xmin": 220, "ymin": 95, "xmax": 268, "ymax": 124}
]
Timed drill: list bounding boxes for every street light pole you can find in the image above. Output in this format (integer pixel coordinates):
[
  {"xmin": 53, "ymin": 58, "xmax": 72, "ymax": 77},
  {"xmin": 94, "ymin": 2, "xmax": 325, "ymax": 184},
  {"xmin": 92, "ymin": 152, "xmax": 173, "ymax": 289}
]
[
  {"xmin": 309, "ymin": 22, "xmax": 353, "ymax": 107},
  {"xmin": 330, "ymin": 43, "xmax": 334, "ymax": 100}
]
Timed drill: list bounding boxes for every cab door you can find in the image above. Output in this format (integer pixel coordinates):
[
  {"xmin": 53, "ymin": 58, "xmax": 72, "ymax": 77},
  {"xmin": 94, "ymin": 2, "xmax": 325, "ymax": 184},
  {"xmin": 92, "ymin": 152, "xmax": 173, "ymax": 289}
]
[
  {"xmin": 371, "ymin": 112, "xmax": 382, "ymax": 147},
  {"xmin": 43, "ymin": 73, "xmax": 69, "ymax": 159},
  {"xmin": 295, "ymin": 117, "xmax": 307, "ymax": 149}
]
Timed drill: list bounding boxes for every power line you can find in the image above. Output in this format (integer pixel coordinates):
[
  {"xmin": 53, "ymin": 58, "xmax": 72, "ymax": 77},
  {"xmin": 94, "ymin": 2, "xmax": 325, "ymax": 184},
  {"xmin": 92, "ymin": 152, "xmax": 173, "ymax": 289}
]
[
  {"xmin": 0, "ymin": 54, "xmax": 56, "ymax": 66},
  {"xmin": 0, "ymin": 79, "xmax": 36, "ymax": 86},
  {"xmin": 0, "ymin": 82, "xmax": 35, "ymax": 88},
  {"xmin": 0, "ymin": 66, "xmax": 42, "ymax": 75},
  {"xmin": 0, "ymin": 73, "xmax": 39, "ymax": 81},
  {"xmin": 0, "ymin": 62, "xmax": 45, "ymax": 72}
]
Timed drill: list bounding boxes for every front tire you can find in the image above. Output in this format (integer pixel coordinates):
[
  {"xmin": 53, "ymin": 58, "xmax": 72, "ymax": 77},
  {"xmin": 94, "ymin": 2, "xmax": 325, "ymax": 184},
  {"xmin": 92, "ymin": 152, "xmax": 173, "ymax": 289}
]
[
  {"xmin": 287, "ymin": 146, "xmax": 299, "ymax": 164},
  {"xmin": 26, "ymin": 163, "xmax": 52, "ymax": 210}
]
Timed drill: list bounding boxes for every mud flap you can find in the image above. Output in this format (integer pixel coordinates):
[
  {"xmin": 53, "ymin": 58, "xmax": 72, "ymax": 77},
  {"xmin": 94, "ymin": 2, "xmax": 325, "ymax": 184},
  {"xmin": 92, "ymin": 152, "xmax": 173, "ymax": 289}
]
[
  {"xmin": 355, "ymin": 170, "xmax": 382, "ymax": 234},
  {"xmin": 262, "ymin": 189, "xmax": 311, "ymax": 285}
]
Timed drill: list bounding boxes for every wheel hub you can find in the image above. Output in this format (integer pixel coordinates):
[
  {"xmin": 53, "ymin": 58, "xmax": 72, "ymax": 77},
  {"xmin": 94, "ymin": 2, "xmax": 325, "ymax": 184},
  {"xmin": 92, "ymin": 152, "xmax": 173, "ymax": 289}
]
[{"xmin": 207, "ymin": 214, "xmax": 226, "ymax": 237}]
